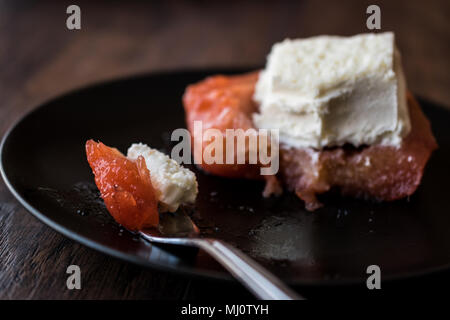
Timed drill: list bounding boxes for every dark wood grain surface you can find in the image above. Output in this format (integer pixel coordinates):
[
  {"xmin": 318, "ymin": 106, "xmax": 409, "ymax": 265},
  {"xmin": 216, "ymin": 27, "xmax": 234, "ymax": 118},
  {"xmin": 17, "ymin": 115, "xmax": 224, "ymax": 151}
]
[{"xmin": 0, "ymin": 0, "xmax": 449, "ymax": 299}]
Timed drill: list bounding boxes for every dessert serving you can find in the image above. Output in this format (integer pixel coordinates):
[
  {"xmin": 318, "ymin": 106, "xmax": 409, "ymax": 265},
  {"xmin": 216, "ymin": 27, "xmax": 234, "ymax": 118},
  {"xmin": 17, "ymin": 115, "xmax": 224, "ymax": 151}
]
[
  {"xmin": 183, "ymin": 32, "xmax": 437, "ymax": 210},
  {"xmin": 85, "ymin": 32, "xmax": 437, "ymax": 231}
]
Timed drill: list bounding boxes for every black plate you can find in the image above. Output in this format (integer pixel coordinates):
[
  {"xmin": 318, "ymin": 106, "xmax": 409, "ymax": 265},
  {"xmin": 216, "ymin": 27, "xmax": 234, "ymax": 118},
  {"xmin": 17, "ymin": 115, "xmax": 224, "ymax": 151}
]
[{"xmin": 2, "ymin": 68, "xmax": 450, "ymax": 286}]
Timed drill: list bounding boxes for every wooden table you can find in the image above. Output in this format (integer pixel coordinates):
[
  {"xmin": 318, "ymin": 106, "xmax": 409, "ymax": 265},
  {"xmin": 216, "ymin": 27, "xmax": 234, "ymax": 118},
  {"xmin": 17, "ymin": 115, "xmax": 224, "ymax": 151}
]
[{"xmin": 1, "ymin": 0, "xmax": 449, "ymax": 299}]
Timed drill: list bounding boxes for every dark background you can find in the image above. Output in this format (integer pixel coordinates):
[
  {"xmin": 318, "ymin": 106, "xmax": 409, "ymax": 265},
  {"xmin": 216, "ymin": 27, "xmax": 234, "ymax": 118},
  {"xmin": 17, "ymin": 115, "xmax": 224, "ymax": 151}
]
[{"xmin": 0, "ymin": 0, "xmax": 449, "ymax": 299}]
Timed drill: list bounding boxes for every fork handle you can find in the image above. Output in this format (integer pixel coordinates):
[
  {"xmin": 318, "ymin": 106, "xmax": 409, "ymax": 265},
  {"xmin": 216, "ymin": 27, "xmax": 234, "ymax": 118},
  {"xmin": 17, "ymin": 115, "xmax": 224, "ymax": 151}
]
[{"xmin": 196, "ymin": 239, "xmax": 304, "ymax": 300}]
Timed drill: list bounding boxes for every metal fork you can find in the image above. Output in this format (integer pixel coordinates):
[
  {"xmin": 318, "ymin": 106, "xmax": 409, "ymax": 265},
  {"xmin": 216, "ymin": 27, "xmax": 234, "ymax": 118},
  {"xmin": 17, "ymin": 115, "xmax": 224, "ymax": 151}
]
[{"xmin": 139, "ymin": 211, "xmax": 303, "ymax": 300}]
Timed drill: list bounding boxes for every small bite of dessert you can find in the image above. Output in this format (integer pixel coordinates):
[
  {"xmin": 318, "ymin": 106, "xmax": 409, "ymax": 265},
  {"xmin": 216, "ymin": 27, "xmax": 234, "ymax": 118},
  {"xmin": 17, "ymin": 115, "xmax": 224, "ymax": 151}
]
[{"xmin": 86, "ymin": 140, "xmax": 198, "ymax": 230}]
